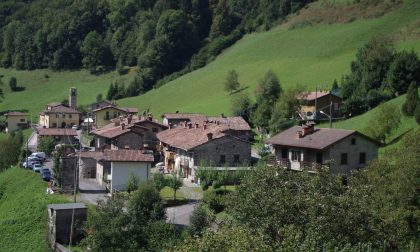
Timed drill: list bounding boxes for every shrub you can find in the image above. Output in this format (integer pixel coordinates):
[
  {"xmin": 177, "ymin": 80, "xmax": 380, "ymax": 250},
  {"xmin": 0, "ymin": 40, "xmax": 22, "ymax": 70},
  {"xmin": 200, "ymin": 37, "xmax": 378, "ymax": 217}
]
[
  {"xmin": 203, "ymin": 189, "xmax": 231, "ymax": 213},
  {"xmin": 212, "ymin": 180, "xmax": 222, "ymax": 189},
  {"xmin": 125, "ymin": 173, "xmax": 139, "ymax": 193},
  {"xmin": 189, "ymin": 204, "xmax": 215, "ymax": 236},
  {"xmin": 415, "ymin": 102, "xmax": 420, "ymax": 124}
]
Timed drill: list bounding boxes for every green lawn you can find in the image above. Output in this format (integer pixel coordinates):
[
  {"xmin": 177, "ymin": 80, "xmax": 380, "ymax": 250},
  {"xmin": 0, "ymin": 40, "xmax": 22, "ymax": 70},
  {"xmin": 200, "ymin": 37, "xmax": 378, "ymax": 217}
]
[
  {"xmin": 116, "ymin": 0, "xmax": 420, "ymax": 117},
  {"xmin": 160, "ymin": 186, "xmax": 186, "ymax": 200},
  {"xmin": 0, "ymin": 167, "xmax": 70, "ymax": 251}
]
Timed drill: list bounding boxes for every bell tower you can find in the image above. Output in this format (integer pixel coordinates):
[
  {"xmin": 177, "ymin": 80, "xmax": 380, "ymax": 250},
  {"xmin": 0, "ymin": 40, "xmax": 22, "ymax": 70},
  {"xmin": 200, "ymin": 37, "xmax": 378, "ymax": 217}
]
[{"xmin": 69, "ymin": 87, "xmax": 77, "ymax": 110}]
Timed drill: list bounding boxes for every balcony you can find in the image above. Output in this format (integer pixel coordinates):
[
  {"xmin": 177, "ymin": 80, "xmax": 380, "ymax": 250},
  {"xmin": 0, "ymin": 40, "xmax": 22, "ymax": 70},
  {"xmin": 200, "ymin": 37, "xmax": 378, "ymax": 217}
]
[{"xmin": 272, "ymin": 158, "xmax": 323, "ymax": 173}]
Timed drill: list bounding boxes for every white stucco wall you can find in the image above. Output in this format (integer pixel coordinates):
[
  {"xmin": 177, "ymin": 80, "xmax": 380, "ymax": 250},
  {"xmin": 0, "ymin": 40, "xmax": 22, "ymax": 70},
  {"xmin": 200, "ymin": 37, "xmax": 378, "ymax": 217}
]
[{"xmin": 110, "ymin": 161, "xmax": 150, "ymax": 191}]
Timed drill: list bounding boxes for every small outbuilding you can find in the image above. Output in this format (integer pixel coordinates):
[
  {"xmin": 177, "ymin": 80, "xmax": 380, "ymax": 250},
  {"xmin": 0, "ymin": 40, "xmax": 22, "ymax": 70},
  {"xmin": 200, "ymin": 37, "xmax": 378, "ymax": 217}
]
[{"xmin": 48, "ymin": 203, "xmax": 87, "ymax": 250}]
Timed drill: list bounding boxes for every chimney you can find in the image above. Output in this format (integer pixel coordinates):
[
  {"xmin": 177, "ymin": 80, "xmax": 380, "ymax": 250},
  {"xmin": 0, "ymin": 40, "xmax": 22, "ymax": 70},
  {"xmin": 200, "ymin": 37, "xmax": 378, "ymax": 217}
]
[
  {"xmin": 69, "ymin": 87, "xmax": 77, "ymax": 110},
  {"xmin": 187, "ymin": 122, "xmax": 193, "ymax": 129},
  {"xmin": 203, "ymin": 124, "xmax": 207, "ymax": 130},
  {"xmin": 147, "ymin": 113, "xmax": 153, "ymax": 121},
  {"xmin": 195, "ymin": 123, "xmax": 199, "ymax": 128},
  {"xmin": 184, "ymin": 121, "xmax": 188, "ymax": 128},
  {"xmin": 127, "ymin": 114, "xmax": 132, "ymax": 124},
  {"xmin": 121, "ymin": 123, "xmax": 125, "ymax": 130},
  {"xmin": 220, "ymin": 113, "xmax": 225, "ymax": 118},
  {"xmin": 207, "ymin": 133, "xmax": 213, "ymax": 140},
  {"xmin": 216, "ymin": 120, "xmax": 220, "ymax": 125},
  {"xmin": 296, "ymin": 131, "xmax": 303, "ymax": 139},
  {"xmin": 169, "ymin": 123, "xmax": 172, "ymax": 129}
]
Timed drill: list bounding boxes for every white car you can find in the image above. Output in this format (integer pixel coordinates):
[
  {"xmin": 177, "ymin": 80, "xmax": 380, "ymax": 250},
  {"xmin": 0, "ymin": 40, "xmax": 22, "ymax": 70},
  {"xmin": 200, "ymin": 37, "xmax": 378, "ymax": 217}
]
[{"xmin": 33, "ymin": 164, "xmax": 42, "ymax": 173}]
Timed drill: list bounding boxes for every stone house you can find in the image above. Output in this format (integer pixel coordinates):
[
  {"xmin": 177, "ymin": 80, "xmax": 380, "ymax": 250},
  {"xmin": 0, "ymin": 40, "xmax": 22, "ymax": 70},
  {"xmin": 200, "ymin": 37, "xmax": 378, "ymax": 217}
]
[
  {"xmin": 265, "ymin": 123, "xmax": 379, "ymax": 174},
  {"xmin": 298, "ymin": 91, "xmax": 343, "ymax": 120},
  {"xmin": 90, "ymin": 100, "xmax": 115, "ymax": 111},
  {"xmin": 157, "ymin": 120, "xmax": 252, "ymax": 182},
  {"xmin": 36, "ymin": 128, "xmax": 78, "ymax": 145},
  {"xmin": 162, "ymin": 112, "xmax": 206, "ymax": 127},
  {"xmin": 4, "ymin": 111, "xmax": 29, "ymax": 132},
  {"xmin": 92, "ymin": 105, "xmax": 138, "ymax": 128},
  {"xmin": 90, "ymin": 115, "xmax": 167, "ymax": 151},
  {"xmin": 94, "ymin": 149, "xmax": 154, "ymax": 192}
]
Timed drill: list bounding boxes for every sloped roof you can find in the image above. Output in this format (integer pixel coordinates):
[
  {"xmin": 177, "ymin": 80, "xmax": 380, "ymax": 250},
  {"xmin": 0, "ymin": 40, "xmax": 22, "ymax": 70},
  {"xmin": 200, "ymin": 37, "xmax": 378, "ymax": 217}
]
[
  {"xmin": 5, "ymin": 112, "xmax": 27, "ymax": 116},
  {"xmin": 265, "ymin": 126, "xmax": 360, "ymax": 150},
  {"xmin": 157, "ymin": 123, "xmax": 243, "ymax": 151},
  {"xmin": 162, "ymin": 113, "xmax": 207, "ymax": 121},
  {"xmin": 92, "ymin": 105, "xmax": 137, "ymax": 113},
  {"xmin": 102, "ymin": 149, "xmax": 154, "ymax": 162},
  {"xmin": 42, "ymin": 104, "xmax": 80, "ymax": 114},
  {"xmin": 90, "ymin": 124, "xmax": 133, "ymax": 139},
  {"xmin": 37, "ymin": 128, "xmax": 78, "ymax": 136},
  {"xmin": 298, "ymin": 91, "xmax": 341, "ymax": 101},
  {"xmin": 205, "ymin": 116, "xmax": 251, "ymax": 131}
]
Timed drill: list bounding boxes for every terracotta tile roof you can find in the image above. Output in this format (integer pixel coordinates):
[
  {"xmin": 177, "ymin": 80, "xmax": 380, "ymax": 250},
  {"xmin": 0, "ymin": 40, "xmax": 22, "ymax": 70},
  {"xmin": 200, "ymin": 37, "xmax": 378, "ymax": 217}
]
[
  {"xmin": 5, "ymin": 112, "xmax": 28, "ymax": 116},
  {"xmin": 102, "ymin": 149, "xmax": 154, "ymax": 162},
  {"xmin": 47, "ymin": 102, "xmax": 62, "ymax": 107},
  {"xmin": 80, "ymin": 151, "xmax": 104, "ymax": 160},
  {"xmin": 205, "ymin": 116, "xmax": 251, "ymax": 131},
  {"xmin": 109, "ymin": 115, "xmax": 168, "ymax": 129},
  {"xmin": 157, "ymin": 123, "xmax": 237, "ymax": 151},
  {"xmin": 92, "ymin": 105, "xmax": 137, "ymax": 113},
  {"xmin": 265, "ymin": 125, "xmax": 361, "ymax": 150},
  {"xmin": 42, "ymin": 104, "xmax": 80, "ymax": 114},
  {"xmin": 37, "ymin": 128, "xmax": 78, "ymax": 136},
  {"xmin": 162, "ymin": 113, "xmax": 207, "ymax": 121},
  {"xmin": 90, "ymin": 124, "xmax": 132, "ymax": 139}
]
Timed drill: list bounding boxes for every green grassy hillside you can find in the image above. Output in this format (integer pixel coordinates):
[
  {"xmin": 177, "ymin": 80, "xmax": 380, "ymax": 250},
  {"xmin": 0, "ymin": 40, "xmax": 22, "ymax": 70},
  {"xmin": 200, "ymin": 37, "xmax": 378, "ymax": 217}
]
[
  {"xmin": 116, "ymin": 0, "xmax": 420, "ymax": 116},
  {"xmin": 0, "ymin": 68, "xmax": 137, "ymax": 119},
  {"xmin": 0, "ymin": 0, "xmax": 419, "ymax": 120},
  {"xmin": 0, "ymin": 167, "xmax": 69, "ymax": 251}
]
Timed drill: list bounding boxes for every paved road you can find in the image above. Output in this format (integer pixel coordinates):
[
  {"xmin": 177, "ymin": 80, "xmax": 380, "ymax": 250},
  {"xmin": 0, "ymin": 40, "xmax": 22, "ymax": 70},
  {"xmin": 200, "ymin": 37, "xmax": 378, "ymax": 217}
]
[
  {"xmin": 79, "ymin": 179, "xmax": 108, "ymax": 205},
  {"xmin": 27, "ymin": 131, "xmax": 37, "ymax": 151}
]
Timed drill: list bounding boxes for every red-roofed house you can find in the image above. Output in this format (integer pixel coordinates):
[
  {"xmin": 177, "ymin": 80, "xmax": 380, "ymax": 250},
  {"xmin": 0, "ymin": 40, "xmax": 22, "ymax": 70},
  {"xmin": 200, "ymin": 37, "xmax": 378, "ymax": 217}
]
[
  {"xmin": 5, "ymin": 111, "xmax": 29, "ymax": 132},
  {"xmin": 37, "ymin": 128, "xmax": 78, "ymax": 145},
  {"xmin": 157, "ymin": 120, "xmax": 251, "ymax": 182},
  {"xmin": 92, "ymin": 104, "xmax": 138, "ymax": 128},
  {"xmin": 265, "ymin": 123, "xmax": 379, "ymax": 174},
  {"xmin": 298, "ymin": 91, "xmax": 343, "ymax": 120},
  {"xmin": 80, "ymin": 149, "xmax": 154, "ymax": 192}
]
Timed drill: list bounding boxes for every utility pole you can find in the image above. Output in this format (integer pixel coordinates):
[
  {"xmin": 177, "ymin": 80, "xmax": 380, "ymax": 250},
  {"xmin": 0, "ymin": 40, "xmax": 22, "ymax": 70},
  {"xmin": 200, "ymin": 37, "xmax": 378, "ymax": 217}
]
[{"xmin": 329, "ymin": 101, "xmax": 333, "ymax": 128}]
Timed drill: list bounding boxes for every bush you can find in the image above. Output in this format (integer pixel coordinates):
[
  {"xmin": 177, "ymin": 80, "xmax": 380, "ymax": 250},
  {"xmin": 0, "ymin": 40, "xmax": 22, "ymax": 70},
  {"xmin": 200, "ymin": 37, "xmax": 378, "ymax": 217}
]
[
  {"xmin": 189, "ymin": 204, "xmax": 215, "ymax": 236},
  {"xmin": 203, "ymin": 189, "xmax": 231, "ymax": 213},
  {"xmin": 125, "ymin": 173, "xmax": 139, "ymax": 193},
  {"xmin": 212, "ymin": 180, "xmax": 222, "ymax": 189},
  {"xmin": 415, "ymin": 102, "xmax": 420, "ymax": 124}
]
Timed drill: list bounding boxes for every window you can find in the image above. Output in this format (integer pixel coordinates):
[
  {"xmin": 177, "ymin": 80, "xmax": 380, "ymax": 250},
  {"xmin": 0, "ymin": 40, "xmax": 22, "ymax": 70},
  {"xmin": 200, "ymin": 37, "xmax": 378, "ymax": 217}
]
[
  {"xmin": 281, "ymin": 148, "xmax": 288, "ymax": 159},
  {"xmin": 219, "ymin": 155, "xmax": 226, "ymax": 164},
  {"xmin": 359, "ymin": 152, "xmax": 366, "ymax": 164},
  {"xmin": 291, "ymin": 150, "xmax": 301, "ymax": 161},
  {"xmin": 62, "ymin": 114, "xmax": 65, "ymax": 118},
  {"xmin": 341, "ymin": 153, "xmax": 348, "ymax": 165},
  {"xmin": 20, "ymin": 119, "xmax": 25, "ymax": 122},
  {"xmin": 105, "ymin": 111, "xmax": 110, "ymax": 120},
  {"xmin": 152, "ymin": 127, "xmax": 158, "ymax": 133},
  {"xmin": 55, "ymin": 114, "xmax": 58, "ymax": 118},
  {"xmin": 351, "ymin": 138, "xmax": 356, "ymax": 145},
  {"xmin": 234, "ymin": 154, "xmax": 240, "ymax": 163},
  {"xmin": 69, "ymin": 114, "xmax": 72, "ymax": 118}
]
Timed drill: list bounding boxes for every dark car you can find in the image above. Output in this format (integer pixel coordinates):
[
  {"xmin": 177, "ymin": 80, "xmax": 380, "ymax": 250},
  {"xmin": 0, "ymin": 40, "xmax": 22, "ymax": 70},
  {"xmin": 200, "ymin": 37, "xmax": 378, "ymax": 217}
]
[
  {"xmin": 40, "ymin": 168, "xmax": 49, "ymax": 175},
  {"xmin": 42, "ymin": 170, "xmax": 52, "ymax": 182}
]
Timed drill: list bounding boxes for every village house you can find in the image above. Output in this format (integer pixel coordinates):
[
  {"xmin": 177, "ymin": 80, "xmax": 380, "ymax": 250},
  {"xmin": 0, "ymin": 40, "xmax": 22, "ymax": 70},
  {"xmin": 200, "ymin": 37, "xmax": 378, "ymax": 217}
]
[
  {"xmin": 265, "ymin": 123, "xmax": 379, "ymax": 174},
  {"xmin": 162, "ymin": 112, "xmax": 206, "ymax": 127},
  {"xmin": 92, "ymin": 104, "xmax": 138, "ymax": 128},
  {"xmin": 90, "ymin": 114, "xmax": 168, "ymax": 151},
  {"xmin": 298, "ymin": 91, "xmax": 343, "ymax": 120},
  {"xmin": 4, "ymin": 111, "xmax": 29, "ymax": 132},
  {"xmin": 84, "ymin": 149, "xmax": 154, "ymax": 192},
  {"xmin": 39, "ymin": 88, "xmax": 80, "ymax": 128},
  {"xmin": 90, "ymin": 100, "xmax": 116, "ymax": 111},
  {"xmin": 36, "ymin": 128, "xmax": 78, "ymax": 145},
  {"xmin": 157, "ymin": 119, "xmax": 252, "ymax": 182}
]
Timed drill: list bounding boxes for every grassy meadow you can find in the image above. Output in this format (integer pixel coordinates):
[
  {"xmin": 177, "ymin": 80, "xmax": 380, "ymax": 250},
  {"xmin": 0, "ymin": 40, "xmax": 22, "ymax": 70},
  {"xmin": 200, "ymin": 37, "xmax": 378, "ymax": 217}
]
[
  {"xmin": 0, "ymin": 0, "xmax": 418, "ymax": 120},
  {"xmin": 0, "ymin": 167, "xmax": 70, "ymax": 251}
]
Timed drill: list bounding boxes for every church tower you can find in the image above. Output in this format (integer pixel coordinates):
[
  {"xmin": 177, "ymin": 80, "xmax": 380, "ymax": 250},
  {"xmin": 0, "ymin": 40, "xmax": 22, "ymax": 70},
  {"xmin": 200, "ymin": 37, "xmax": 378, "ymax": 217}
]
[{"xmin": 69, "ymin": 87, "xmax": 77, "ymax": 110}]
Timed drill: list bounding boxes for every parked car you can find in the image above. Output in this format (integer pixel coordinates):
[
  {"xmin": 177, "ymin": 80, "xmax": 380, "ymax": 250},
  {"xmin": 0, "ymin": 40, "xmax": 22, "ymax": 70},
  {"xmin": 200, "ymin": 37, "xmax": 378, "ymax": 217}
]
[
  {"xmin": 72, "ymin": 125, "xmax": 78, "ymax": 130},
  {"xmin": 32, "ymin": 163, "xmax": 42, "ymax": 173},
  {"xmin": 42, "ymin": 170, "xmax": 52, "ymax": 182},
  {"xmin": 40, "ymin": 168, "xmax": 49, "ymax": 175},
  {"xmin": 29, "ymin": 152, "xmax": 46, "ymax": 161},
  {"xmin": 23, "ymin": 160, "xmax": 40, "ymax": 169},
  {"xmin": 28, "ymin": 156, "xmax": 43, "ymax": 165}
]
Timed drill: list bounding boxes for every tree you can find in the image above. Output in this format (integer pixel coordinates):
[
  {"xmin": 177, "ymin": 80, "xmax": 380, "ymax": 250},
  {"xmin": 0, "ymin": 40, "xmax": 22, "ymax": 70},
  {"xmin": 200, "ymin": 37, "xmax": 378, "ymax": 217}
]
[
  {"xmin": 387, "ymin": 50, "xmax": 420, "ymax": 94},
  {"xmin": 224, "ymin": 69, "xmax": 240, "ymax": 94},
  {"xmin": 402, "ymin": 82, "xmax": 419, "ymax": 116},
  {"xmin": 96, "ymin": 94, "xmax": 103, "ymax": 102},
  {"xmin": 81, "ymin": 31, "xmax": 111, "ymax": 73},
  {"xmin": 231, "ymin": 92, "xmax": 251, "ymax": 122},
  {"xmin": 8, "ymin": 77, "xmax": 17, "ymax": 91},
  {"xmin": 255, "ymin": 70, "xmax": 282, "ymax": 104},
  {"xmin": 167, "ymin": 172, "xmax": 183, "ymax": 200},
  {"xmin": 52, "ymin": 147, "xmax": 63, "ymax": 185},
  {"xmin": 415, "ymin": 102, "xmax": 420, "ymax": 124},
  {"xmin": 151, "ymin": 173, "xmax": 167, "ymax": 191},
  {"xmin": 125, "ymin": 172, "xmax": 139, "ymax": 193},
  {"xmin": 37, "ymin": 136, "xmax": 55, "ymax": 156},
  {"xmin": 364, "ymin": 103, "xmax": 401, "ymax": 143},
  {"xmin": 189, "ymin": 203, "xmax": 215, "ymax": 236}
]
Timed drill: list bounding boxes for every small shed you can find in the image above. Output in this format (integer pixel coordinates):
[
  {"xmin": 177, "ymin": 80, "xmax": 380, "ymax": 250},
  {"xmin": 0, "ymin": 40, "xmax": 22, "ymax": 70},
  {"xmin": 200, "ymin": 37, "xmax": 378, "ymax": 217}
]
[{"xmin": 48, "ymin": 203, "xmax": 87, "ymax": 249}]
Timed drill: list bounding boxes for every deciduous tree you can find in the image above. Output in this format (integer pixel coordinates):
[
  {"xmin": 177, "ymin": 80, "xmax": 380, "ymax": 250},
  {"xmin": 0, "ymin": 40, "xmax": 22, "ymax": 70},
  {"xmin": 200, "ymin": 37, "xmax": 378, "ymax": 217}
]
[
  {"xmin": 402, "ymin": 82, "xmax": 419, "ymax": 116},
  {"xmin": 224, "ymin": 69, "xmax": 240, "ymax": 94}
]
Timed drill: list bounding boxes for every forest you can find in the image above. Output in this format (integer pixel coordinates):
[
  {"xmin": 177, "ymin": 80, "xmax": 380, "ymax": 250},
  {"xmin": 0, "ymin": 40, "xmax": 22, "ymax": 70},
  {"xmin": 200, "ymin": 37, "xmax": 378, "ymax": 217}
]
[{"xmin": 0, "ymin": 0, "xmax": 311, "ymax": 96}]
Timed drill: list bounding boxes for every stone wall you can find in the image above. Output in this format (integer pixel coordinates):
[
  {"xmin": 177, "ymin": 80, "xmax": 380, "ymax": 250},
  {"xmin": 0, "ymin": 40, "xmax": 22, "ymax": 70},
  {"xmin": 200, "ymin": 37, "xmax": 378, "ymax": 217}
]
[
  {"xmin": 60, "ymin": 156, "xmax": 78, "ymax": 193},
  {"xmin": 79, "ymin": 157, "xmax": 96, "ymax": 179}
]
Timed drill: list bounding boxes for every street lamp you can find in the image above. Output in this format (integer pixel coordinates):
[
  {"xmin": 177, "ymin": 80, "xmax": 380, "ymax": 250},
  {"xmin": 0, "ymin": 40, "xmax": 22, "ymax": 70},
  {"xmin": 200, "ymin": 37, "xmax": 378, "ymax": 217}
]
[{"xmin": 320, "ymin": 101, "xmax": 333, "ymax": 128}]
